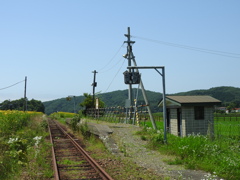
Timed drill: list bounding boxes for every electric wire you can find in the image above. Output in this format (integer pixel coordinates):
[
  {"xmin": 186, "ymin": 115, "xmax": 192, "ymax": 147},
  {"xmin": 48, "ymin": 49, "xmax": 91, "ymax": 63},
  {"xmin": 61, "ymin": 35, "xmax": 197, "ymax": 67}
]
[
  {"xmin": 132, "ymin": 35, "xmax": 240, "ymax": 58},
  {"xmin": 103, "ymin": 58, "xmax": 125, "ymax": 93},
  {"xmin": 0, "ymin": 80, "xmax": 25, "ymax": 90},
  {"xmin": 99, "ymin": 57, "xmax": 123, "ymax": 74},
  {"xmin": 98, "ymin": 43, "xmax": 124, "ymax": 73}
]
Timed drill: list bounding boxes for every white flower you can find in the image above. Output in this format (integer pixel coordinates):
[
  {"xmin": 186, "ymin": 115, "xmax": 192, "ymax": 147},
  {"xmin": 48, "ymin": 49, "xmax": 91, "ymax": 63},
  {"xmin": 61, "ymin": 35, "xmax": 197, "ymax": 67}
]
[
  {"xmin": 33, "ymin": 136, "xmax": 42, "ymax": 147},
  {"xmin": 8, "ymin": 137, "xmax": 18, "ymax": 144}
]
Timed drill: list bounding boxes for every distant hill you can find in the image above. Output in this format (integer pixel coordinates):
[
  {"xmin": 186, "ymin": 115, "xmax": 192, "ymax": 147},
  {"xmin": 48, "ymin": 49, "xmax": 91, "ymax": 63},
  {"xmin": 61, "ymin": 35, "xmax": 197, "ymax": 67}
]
[
  {"xmin": 43, "ymin": 89, "xmax": 162, "ymax": 115},
  {"xmin": 173, "ymin": 86, "xmax": 240, "ymax": 105},
  {"xmin": 43, "ymin": 86, "xmax": 240, "ymax": 115}
]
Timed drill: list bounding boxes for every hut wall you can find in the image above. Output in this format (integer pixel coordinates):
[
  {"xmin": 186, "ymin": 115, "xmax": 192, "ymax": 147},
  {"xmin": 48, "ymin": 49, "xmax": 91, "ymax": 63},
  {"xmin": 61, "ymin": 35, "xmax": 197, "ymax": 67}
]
[
  {"xmin": 169, "ymin": 109, "xmax": 178, "ymax": 136},
  {"xmin": 182, "ymin": 106, "xmax": 214, "ymax": 136}
]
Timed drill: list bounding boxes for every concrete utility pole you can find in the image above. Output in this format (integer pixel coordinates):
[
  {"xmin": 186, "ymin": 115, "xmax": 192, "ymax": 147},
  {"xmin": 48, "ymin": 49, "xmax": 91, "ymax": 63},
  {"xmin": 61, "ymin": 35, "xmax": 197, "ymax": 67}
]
[
  {"xmin": 123, "ymin": 27, "xmax": 157, "ymax": 129},
  {"xmin": 92, "ymin": 70, "xmax": 98, "ymax": 108},
  {"xmin": 24, "ymin": 76, "xmax": 27, "ymax": 111},
  {"xmin": 124, "ymin": 27, "xmax": 135, "ymax": 119}
]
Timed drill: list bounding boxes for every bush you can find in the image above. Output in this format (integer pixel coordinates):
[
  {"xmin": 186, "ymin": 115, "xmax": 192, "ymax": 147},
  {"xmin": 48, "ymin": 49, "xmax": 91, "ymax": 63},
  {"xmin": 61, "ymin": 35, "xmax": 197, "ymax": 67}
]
[{"xmin": 70, "ymin": 114, "xmax": 81, "ymax": 131}]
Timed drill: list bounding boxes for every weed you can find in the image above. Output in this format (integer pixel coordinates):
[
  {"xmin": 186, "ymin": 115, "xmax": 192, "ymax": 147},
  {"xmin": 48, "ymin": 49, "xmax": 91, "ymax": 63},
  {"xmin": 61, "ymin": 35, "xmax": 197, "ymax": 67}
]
[
  {"xmin": 167, "ymin": 158, "xmax": 183, "ymax": 165},
  {"xmin": 140, "ymin": 135, "xmax": 147, "ymax": 141},
  {"xmin": 134, "ymin": 125, "xmax": 240, "ymax": 179},
  {"xmin": 78, "ymin": 121, "xmax": 89, "ymax": 137},
  {"xmin": 59, "ymin": 159, "xmax": 84, "ymax": 165},
  {"xmin": 70, "ymin": 114, "xmax": 81, "ymax": 131}
]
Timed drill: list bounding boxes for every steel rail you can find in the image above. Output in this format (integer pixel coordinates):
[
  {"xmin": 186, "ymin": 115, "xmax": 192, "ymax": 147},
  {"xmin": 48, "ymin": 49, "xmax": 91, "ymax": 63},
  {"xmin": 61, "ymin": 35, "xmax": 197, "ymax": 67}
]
[
  {"xmin": 49, "ymin": 119, "xmax": 114, "ymax": 180},
  {"xmin": 48, "ymin": 120, "xmax": 60, "ymax": 180}
]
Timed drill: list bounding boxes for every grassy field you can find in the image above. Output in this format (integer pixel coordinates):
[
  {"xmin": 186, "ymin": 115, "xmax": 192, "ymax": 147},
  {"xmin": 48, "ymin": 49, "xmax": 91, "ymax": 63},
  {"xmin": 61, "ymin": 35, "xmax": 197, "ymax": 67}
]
[
  {"xmin": 136, "ymin": 124, "xmax": 240, "ymax": 179},
  {"xmin": 135, "ymin": 114, "xmax": 240, "ymax": 179},
  {"xmin": 139, "ymin": 113, "xmax": 240, "ymax": 138}
]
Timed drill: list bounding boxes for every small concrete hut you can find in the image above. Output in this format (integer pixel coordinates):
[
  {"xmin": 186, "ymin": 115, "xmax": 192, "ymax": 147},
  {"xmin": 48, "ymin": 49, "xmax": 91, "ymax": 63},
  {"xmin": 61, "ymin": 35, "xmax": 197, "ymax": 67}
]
[{"xmin": 159, "ymin": 96, "xmax": 221, "ymax": 137}]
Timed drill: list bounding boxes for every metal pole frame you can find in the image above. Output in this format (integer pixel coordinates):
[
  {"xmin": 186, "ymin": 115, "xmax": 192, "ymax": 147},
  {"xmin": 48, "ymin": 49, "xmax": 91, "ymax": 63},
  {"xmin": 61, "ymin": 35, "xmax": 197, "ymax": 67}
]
[{"xmin": 127, "ymin": 66, "xmax": 167, "ymax": 143}]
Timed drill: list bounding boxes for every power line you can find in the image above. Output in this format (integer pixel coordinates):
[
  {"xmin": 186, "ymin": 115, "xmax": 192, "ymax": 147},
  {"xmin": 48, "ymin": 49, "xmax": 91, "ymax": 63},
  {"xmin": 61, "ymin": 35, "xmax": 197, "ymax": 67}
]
[
  {"xmin": 99, "ymin": 57, "xmax": 123, "ymax": 74},
  {"xmin": 132, "ymin": 35, "xmax": 240, "ymax": 58},
  {"xmin": 0, "ymin": 80, "xmax": 25, "ymax": 91},
  {"xmin": 103, "ymin": 58, "xmax": 125, "ymax": 93},
  {"xmin": 98, "ymin": 43, "xmax": 124, "ymax": 73}
]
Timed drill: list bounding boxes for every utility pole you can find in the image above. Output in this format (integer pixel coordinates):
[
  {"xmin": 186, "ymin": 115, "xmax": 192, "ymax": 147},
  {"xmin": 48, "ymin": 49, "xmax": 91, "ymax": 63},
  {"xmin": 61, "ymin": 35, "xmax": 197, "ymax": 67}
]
[
  {"xmin": 123, "ymin": 27, "xmax": 157, "ymax": 129},
  {"xmin": 92, "ymin": 70, "xmax": 98, "ymax": 108},
  {"xmin": 124, "ymin": 27, "xmax": 135, "ymax": 119},
  {"xmin": 24, "ymin": 76, "xmax": 27, "ymax": 111}
]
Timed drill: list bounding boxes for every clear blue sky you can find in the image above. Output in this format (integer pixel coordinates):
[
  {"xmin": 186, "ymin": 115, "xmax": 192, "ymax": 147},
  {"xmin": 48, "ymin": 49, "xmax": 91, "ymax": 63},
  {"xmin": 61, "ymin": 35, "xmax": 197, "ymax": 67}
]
[{"xmin": 1, "ymin": 0, "xmax": 240, "ymax": 102}]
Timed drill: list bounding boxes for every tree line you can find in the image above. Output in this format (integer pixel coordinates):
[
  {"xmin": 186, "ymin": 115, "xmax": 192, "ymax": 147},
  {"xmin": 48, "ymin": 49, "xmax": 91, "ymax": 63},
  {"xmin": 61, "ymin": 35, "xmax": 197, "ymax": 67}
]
[
  {"xmin": 44, "ymin": 86, "xmax": 240, "ymax": 115},
  {"xmin": 0, "ymin": 98, "xmax": 45, "ymax": 113}
]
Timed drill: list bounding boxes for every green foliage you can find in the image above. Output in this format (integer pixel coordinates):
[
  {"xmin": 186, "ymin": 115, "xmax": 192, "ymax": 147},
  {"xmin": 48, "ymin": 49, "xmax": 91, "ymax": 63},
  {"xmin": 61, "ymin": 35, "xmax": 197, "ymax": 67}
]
[
  {"xmin": 80, "ymin": 93, "xmax": 95, "ymax": 109},
  {"xmin": 44, "ymin": 89, "xmax": 161, "ymax": 115},
  {"xmin": 136, "ymin": 126, "xmax": 240, "ymax": 179},
  {"xmin": 80, "ymin": 93, "xmax": 105, "ymax": 115},
  {"xmin": 44, "ymin": 86, "xmax": 240, "ymax": 115},
  {"xmin": 49, "ymin": 111, "xmax": 76, "ymax": 119},
  {"xmin": 99, "ymin": 89, "xmax": 161, "ymax": 112},
  {"xmin": 78, "ymin": 122, "xmax": 89, "ymax": 137},
  {"xmin": 43, "ymin": 96, "xmax": 85, "ymax": 115},
  {"xmin": 0, "ymin": 98, "xmax": 45, "ymax": 112},
  {"xmin": 70, "ymin": 114, "xmax": 81, "ymax": 131},
  {"xmin": 0, "ymin": 111, "xmax": 52, "ymax": 179},
  {"xmin": 81, "ymin": 93, "xmax": 105, "ymax": 109},
  {"xmin": 0, "ymin": 110, "xmax": 31, "ymax": 138}
]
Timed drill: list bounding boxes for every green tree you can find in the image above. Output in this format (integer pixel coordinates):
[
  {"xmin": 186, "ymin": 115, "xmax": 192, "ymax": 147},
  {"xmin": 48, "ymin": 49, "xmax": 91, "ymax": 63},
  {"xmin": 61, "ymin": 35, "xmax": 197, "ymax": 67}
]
[
  {"xmin": 0, "ymin": 98, "xmax": 45, "ymax": 113},
  {"xmin": 80, "ymin": 93, "xmax": 94, "ymax": 109},
  {"xmin": 79, "ymin": 93, "xmax": 105, "ymax": 115}
]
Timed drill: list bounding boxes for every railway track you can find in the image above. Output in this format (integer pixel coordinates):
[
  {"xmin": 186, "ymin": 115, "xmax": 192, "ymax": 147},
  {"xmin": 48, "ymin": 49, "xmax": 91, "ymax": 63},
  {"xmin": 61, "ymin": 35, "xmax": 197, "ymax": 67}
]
[{"xmin": 48, "ymin": 119, "xmax": 114, "ymax": 180}]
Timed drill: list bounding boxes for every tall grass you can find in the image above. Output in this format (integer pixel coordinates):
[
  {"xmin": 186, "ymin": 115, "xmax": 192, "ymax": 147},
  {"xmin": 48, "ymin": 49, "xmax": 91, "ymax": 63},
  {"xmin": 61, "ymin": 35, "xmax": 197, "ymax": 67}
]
[
  {"xmin": 0, "ymin": 110, "xmax": 52, "ymax": 180},
  {"xmin": 137, "ymin": 126, "xmax": 240, "ymax": 179}
]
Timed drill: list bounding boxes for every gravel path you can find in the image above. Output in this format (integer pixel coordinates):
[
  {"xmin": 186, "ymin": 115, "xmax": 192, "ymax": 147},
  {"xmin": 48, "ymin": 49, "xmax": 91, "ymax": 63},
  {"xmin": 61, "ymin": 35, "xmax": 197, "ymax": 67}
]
[{"xmin": 88, "ymin": 120, "xmax": 215, "ymax": 180}]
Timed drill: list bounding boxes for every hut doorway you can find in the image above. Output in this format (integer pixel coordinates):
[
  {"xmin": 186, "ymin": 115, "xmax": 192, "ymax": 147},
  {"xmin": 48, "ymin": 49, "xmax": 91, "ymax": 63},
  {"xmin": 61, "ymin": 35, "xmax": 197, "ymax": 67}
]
[{"xmin": 177, "ymin": 108, "xmax": 181, "ymax": 136}]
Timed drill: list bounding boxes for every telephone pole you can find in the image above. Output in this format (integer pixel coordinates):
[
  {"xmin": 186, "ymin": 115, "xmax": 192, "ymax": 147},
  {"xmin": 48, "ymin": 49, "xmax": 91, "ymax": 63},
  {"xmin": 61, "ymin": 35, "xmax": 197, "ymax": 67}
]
[
  {"xmin": 123, "ymin": 27, "xmax": 157, "ymax": 129},
  {"xmin": 24, "ymin": 76, "xmax": 27, "ymax": 111},
  {"xmin": 92, "ymin": 70, "xmax": 98, "ymax": 108},
  {"xmin": 124, "ymin": 27, "xmax": 135, "ymax": 119}
]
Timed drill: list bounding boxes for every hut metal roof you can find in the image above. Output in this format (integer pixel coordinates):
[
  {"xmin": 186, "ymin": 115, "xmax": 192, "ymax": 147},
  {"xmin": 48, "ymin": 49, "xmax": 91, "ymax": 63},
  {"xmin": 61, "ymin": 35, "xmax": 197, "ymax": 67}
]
[
  {"xmin": 159, "ymin": 95, "xmax": 221, "ymax": 107},
  {"xmin": 166, "ymin": 96, "xmax": 221, "ymax": 104}
]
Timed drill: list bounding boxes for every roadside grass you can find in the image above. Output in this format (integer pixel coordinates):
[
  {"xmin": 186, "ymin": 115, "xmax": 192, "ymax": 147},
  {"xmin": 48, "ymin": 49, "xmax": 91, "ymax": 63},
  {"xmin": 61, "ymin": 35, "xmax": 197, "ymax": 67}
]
[
  {"xmin": 135, "ymin": 125, "xmax": 240, "ymax": 180},
  {"xmin": 0, "ymin": 111, "xmax": 52, "ymax": 180}
]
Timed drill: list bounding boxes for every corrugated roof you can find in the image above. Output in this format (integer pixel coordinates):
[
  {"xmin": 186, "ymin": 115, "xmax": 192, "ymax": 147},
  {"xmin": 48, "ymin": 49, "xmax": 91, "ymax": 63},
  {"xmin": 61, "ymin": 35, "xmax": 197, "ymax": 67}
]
[{"xmin": 166, "ymin": 96, "xmax": 221, "ymax": 104}]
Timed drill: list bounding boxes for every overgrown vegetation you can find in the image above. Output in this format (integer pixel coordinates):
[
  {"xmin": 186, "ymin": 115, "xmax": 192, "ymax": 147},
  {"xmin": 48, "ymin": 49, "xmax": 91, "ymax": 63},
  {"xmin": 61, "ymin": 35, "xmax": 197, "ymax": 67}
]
[
  {"xmin": 0, "ymin": 110, "xmax": 52, "ymax": 180},
  {"xmin": 135, "ymin": 125, "xmax": 240, "ymax": 180}
]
